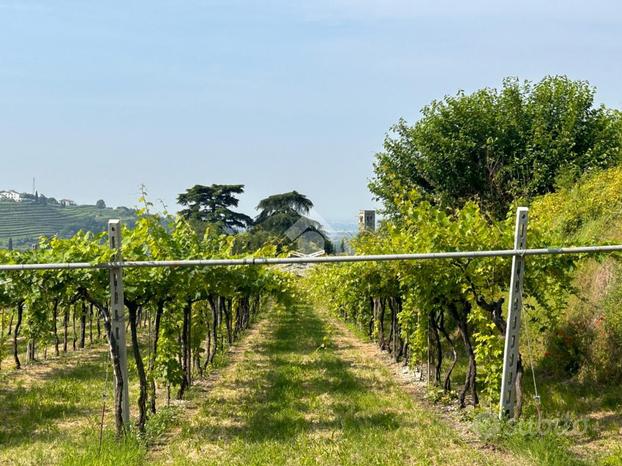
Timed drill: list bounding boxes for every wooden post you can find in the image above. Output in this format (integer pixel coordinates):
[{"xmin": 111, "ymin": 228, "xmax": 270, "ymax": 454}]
[
  {"xmin": 108, "ymin": 220, "xmax": 130, "ymax": 429},
  {"xmin": 499, "ymin": 207, "xmax": 528, "ymax": 419}
]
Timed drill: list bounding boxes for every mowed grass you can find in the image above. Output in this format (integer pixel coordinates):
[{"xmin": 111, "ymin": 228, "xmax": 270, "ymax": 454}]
[
  {"xmin": 159, "ymin": 305, "xmax": 499, "ymax": 466},
  {"xmin": 3, "ymin": 304, "xmax": 616, "ymax": 465},
  {"xmin": 0, "ymin": 343, "xmax": 160, "ymax": 465}
]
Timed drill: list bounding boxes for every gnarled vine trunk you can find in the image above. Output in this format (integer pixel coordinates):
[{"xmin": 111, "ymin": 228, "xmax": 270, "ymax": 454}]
[
  {"xmin": 448, "ymin": 300, "xmax": 478, "ymax": 408},
  {"xmin": 127, "ymin": 302, "xmax": 148, "ymax": 432},
  {"xmin": 178, "ymin": 300, "xmax": 193, "ymax": 399},
  {"xmin": 101, "ymin": 306, "xmax": 127, "ymax": 437},
  {"xmin": 437, "ymin": 311, "xmax": 457, "ymax": 392},
  {"xmin": 13, "ymin": 302, "xmax": 23, "ymax": 369},
  {"xmin": 149, "ymin": 300, "xmax": 165, "ymax": 415}
]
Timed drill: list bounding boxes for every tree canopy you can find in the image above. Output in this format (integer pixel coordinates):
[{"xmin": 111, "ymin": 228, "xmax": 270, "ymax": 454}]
[
  {"xmin": 370, "ymin": 76, "xmax": 622, "ymax": 218},
  {"xmin": 253, "ymin": 191, "xmax": 333, "ymax": 253},
  {"xmin": 177, "ymin": 184, "xmax": 253, "ymax": 233},
  {"xmin": 255, "ymin": 191, "xmax": 313, "ymax": 224}
]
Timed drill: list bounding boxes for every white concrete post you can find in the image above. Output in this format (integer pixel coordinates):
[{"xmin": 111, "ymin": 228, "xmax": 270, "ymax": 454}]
[
  {"xmin": 499, "ymin": 207, "xmax": 528, "ymax": 419},
  {"xmin": 108, "ymin": 220, "xmax": 130, "ymax": 428}
]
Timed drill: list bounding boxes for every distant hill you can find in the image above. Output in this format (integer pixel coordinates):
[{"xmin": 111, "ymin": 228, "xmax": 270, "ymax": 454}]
[{"xmin": 0, "ymin": 199, "xmax": 137, "ymax": 249}]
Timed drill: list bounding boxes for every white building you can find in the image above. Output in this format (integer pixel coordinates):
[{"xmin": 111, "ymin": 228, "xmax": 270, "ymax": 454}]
[{"xmin": 0, "ymin": 190, "xmax": 22, "ymax": 202}]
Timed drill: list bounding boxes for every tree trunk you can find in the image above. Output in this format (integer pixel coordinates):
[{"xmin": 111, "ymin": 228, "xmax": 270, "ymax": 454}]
[
  {"xmin": 203, "ymin": 325, "xmax": 212, "ymax": 372},
  {"xmin": 89, "ymin": 303, "xmax": 94, "ymax": 345},
  {"xmin": 222, "ymin": 298, "xmax": 233, "ymax": 345},
  {"xmin": 368, "ymin": 297, "xmax": 375, "ymax": 339},
  {"xmin": 149, "ymin": 300, "xmax": 164, "ymax": 415},
  {"xmin": 13, "ymin": 302, "xmax": 23, "ymax": 369},
  {"xmin": 0, "ymin": 308, "xmax": 4, "ymax": 370},
  {"xmin": 99, "ymin": 305, "xmax": 128, "ymax": 437},
  {"xmin": 178, "ymin": 300, "xmax": 192, "ymax": 399},
  {"xmin": 128, "ymin": 303, "xmax": 148, "ymax": 432},
  {"xmin": 52, "ymin": 299, "xmax": 60, "ymax": 356},
  {"xmin": 375, "ymin": 298, "xmax": 386, "ymax": 350},
  {"xmin": 387, "ymin": 301, "xmax": 394, "ymax": 354},
  {"xmin": 209, "ymin": 297, "xmax": 219, "ymax": 364},
  {"xmin": 79, "ymin": 301, "xmax": 87, "ymax": 349},
  {"xmin": 430, "ymin": 311, "xmax": 443, "ymax": 386},
  {"xmin": 449, "ymin": 301, "xmax": 478, "ymax": 408},
  {"xmin": 515, "ymin": 354, "xmax": 524, "ymax": 418},
  {"xmin": 27, "ymin": 339, "xmax": 36, "ymax": 363},
  {"xmin": 63, "ymin": 307, "xmax": 69, "ymax": 353},
  {"xmin": 72, "ymin": 305, "xmax": 77, "ymax": 351},
  {"xmin": 389, "ymin": 297, "xmax": 403, "ymax": 362},
  {"xmin": 438, "ymin": 312, "xmax": 457, "ymax": 392}
]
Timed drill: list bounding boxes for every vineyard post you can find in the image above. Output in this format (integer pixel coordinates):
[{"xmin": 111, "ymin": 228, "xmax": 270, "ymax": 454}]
[
  {"xmin": 499, "ymin": 207, "xmax": 528, "ymax": 419},
  {"xmin": 108, "ymin": 220, "xmax": 131, "ymax": 429}
]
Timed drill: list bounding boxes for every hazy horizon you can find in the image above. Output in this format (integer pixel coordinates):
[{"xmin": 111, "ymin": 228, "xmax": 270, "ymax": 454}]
[{"xmin": 1, "ymin": 0, "xmax": 621, "ymax": 223}]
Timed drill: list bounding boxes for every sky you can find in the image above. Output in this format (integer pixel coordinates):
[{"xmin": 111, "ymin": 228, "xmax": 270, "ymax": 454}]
[{"xmin": 0, "ymin": 0, "xmax": 621, "ymax": 225}]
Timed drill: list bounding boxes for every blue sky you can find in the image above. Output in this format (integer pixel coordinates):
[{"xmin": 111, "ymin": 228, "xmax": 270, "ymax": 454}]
[{"xmin": 0, "ymin": 0, "xmax": 620, "ymax": 224}]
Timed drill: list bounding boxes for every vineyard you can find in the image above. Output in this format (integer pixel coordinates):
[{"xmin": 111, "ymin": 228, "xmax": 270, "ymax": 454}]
[
  {"xmin": 2, "ymin": 76, "xmax": 622, "ymax": 465},
  {"xmin": 0, "ymin": 200, "xmax": 137, "ymax": 249},
  {"xmin": 1, "ymin": 192, "xmax": 622, "ymax": 464}
]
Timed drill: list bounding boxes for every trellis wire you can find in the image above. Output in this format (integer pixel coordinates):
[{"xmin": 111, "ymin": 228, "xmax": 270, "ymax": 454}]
[
  {"xmin": 1, "ymin": 244, "xmax": 622, "ymax": 272},
  {"xmin": 2, "ymin": 233, "xmax": 621, "ymax": 428}
]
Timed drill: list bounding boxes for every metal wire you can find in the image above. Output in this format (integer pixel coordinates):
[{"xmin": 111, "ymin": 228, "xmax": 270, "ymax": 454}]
[
  {"xmin": 523, "ymin": 312, "xmax": 543, "ymax": 427},
  {"xmin": 1, "ymin": 244, "xmax": 622, "ymax": 272}
]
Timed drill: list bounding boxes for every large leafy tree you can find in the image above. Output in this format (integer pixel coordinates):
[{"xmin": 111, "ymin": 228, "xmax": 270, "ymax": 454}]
[
  {"xmin": 177, "ymin": 184, "xmax": 253, "ymax": 233},
  {"xmin": 255, "ymin": 191, "xmax": 313, "ymax": 232},
  {"xmin": 253, "ymin": 191, "xmax": 333, "ymax": 253},
  {"xmin": 370, "ymin": 76, "xmax": 622, "ymax": 218}
]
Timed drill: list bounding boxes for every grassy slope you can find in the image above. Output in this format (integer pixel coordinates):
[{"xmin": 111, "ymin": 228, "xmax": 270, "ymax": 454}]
[
  {"xmin": 516, "ymin": 167, "xmax": 622, "ymax": 463},
  {"xmin": 0, "ymin": 200, "xmax": 136, "ymax": 248}
]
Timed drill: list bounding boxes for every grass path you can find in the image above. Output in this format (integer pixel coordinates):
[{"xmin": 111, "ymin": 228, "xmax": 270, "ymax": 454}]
[
  {"xmin": 0, "ymin": 304, "xmax": 534, "ymax": 465},
  {"xmin": 156, "ymin": 305, "xmax": 512, "ymax": 465}
]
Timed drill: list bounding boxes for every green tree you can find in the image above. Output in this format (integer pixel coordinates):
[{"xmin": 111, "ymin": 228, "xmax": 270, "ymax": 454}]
[
  {"xmin": 254, "ymin": 191, "xmax": 333, "ymax": 253},
  {"xmin": 177, "ymin": 184, "xmax": 252, "ymax": 233},
  {"xmin": 370, "ymin": 76, "xmax": 622, "ymax": 218}
]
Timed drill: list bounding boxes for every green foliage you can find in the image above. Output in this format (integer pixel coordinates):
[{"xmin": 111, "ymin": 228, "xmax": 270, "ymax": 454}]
[
  {"xmin": 370, "ymin": 76, "xmax": 622, "ymax": 218},
  {"xmin": 255, "ymin": 190, "xmax": 313, "ymax": 221},
  {"xmin": 531, "ymin": 166, "xmax": 622, "ymax": 244},
  {"xmin": 472, "ymin": 319, "xmax": 504, "ymax": 403},
  {"xmin": 0, "ymin": 198, "xmax": 298, "ymax": 434},
  {"xmin": 531, "ymin": 166, "xmax": 622, "ymax": 383},
  {"xmin": 177, "ymin": 184, "xmax": 253, "ymax": 233},
  {"xmin": 253, "ymin": 191, "xmax": 333, "ymax": 254},
  {"xmin": 306, "ymin": 197, "xmax": 578, "ymax": 407}
]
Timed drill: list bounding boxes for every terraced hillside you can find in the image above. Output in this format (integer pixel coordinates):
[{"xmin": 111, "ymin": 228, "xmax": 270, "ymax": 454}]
[{"xmin": 0, "ymin": 200, "xmax": 137, "ymax": 249}]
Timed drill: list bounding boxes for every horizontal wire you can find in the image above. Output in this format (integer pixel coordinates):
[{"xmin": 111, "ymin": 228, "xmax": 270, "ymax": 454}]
[{"xmin": 1, "ymin": 244, "xmax": 622, "ymax": 271}]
